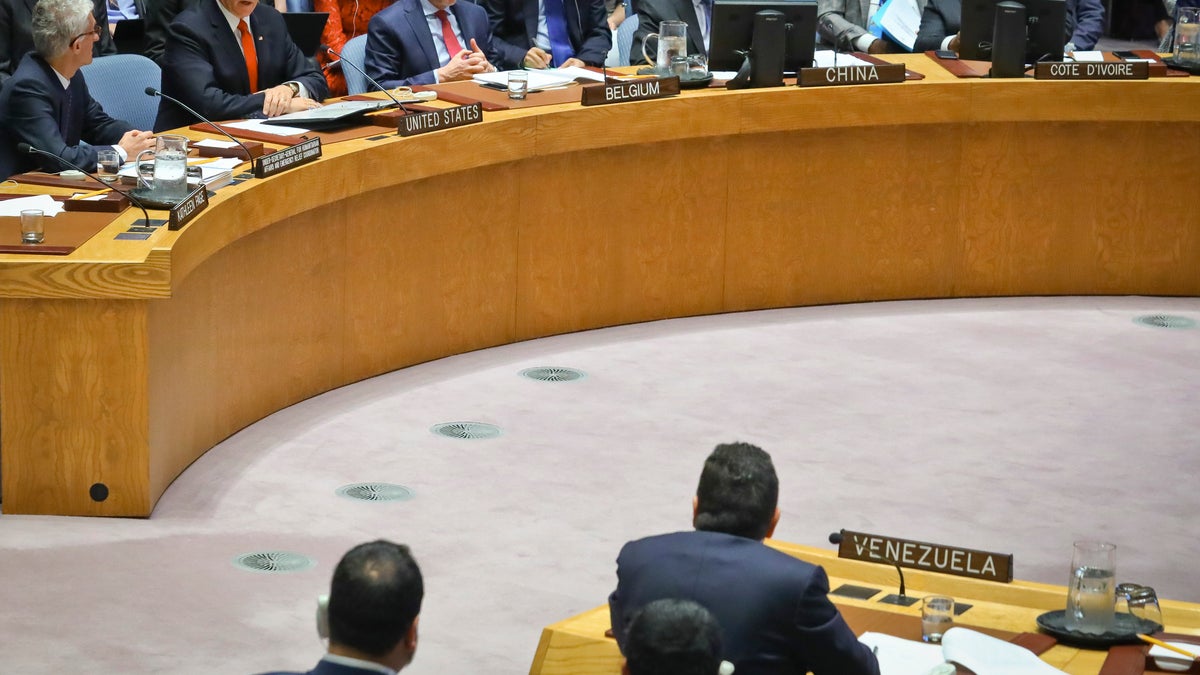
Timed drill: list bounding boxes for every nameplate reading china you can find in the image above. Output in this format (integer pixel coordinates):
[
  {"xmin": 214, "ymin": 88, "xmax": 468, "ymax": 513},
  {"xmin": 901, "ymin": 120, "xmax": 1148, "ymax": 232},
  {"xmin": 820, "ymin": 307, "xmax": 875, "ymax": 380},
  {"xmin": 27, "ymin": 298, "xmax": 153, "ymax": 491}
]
[
  {"xmin": 581, "ymin": 76, "xmax": 680, "ymax": 106},
  {"xmin": 169, "ymin": 184, "xmax": 209, "ymax": 231},
  {"xmin": 398, "ymin": 103, "xmax": 483, "ymax": 137},
  {"xmin": 1035, "ymin": 61, "xmax": 1149, "ymax": 80},
  {"xmin": 799, "ymin": 63, "xmax": 906, "ymax": 87},
  {"xmin": 254, "ymin": 136, "xmax": 322, "ymax": 178},
  {"xmin": 836, "ymin": 530, "xmax": 1013, "ymax": 583}
]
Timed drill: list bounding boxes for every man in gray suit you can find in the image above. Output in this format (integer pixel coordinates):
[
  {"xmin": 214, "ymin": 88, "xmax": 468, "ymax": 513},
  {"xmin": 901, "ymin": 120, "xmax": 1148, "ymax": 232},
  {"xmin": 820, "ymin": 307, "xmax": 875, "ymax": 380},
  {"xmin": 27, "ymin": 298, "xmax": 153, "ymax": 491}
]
[{"xmin": 817, "ymin": 0, "xmax": 926, "ymax": 53}]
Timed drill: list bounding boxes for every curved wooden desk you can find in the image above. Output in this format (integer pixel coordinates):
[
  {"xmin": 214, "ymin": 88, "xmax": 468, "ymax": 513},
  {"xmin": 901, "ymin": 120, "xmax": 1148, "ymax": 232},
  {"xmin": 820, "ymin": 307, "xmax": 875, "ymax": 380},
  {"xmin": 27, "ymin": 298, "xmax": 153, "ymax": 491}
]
[{"xmin": 3, "ymin": 56, "xmax": 1198, "ymax": 516}]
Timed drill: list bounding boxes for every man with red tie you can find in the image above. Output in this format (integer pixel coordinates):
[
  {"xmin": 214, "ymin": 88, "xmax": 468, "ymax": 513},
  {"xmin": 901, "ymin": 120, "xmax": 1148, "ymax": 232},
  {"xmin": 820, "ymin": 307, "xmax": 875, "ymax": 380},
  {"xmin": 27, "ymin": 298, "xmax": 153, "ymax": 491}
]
[
  {"xmin": 481, "ymin": 0, "xmax": 610, "ymax": 70},
  {"xmin": 153, "ymin": 0, "xmax": 329, "ymax": 131},
  {"xmin": 364, "ymin": 0, "xmax": 497, "ymax": 87}
]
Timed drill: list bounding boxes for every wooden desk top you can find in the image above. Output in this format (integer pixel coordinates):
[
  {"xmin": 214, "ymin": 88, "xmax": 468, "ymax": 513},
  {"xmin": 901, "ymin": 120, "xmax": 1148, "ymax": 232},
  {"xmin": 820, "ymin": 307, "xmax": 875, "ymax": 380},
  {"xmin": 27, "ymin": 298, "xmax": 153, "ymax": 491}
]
[{"xmin": 530, "ymin": 542, "xmax": 1200, "ymax": 675}]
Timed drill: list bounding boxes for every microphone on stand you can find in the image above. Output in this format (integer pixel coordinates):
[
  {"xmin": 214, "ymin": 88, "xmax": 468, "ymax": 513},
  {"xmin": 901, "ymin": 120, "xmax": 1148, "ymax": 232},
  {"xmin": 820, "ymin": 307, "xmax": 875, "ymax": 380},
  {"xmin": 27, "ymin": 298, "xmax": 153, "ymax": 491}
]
[
  {"xmin": 322, "ymin": 45, "xmax": 411, "ymax": 115},
  {"xmin": 828, "ymin": 530, "xmax": 917, "ymax": 606},
  {"xmin": 820, "ymin": 17, "xmax": 857, "ymax": 68},
  {"xmin": 145, "ymin": 87, "xmax": 258, "ymax": 173},
  {"xmin": 18, "ymin": 142, "xmax": 154, "ymax": 227}
]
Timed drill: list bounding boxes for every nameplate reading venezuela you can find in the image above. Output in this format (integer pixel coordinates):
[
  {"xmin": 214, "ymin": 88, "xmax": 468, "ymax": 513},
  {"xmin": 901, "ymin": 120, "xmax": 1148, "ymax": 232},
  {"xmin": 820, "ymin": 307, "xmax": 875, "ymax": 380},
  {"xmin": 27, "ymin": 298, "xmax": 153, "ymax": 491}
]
[
  {"xmin": 169, "ymin": 184, "xmax": 209, "ymax": 231},
  {"xmin": 398, "ymin": 103, "xmax": 483, "ymax": 137},
  {"xmin": 799, "ymin": 63, "xmax": 906, "ymax": 87},
  {"xmin": 581, "ymin": 76, "xmax": 680, "ymax": 106},
  {"xmin": 1035, "ymin": 61, "xmax": 1149, "ymax": 80},
  {"xmin": 254, "ymin": 136, "xmax": 322, "ymax": 178},
  {"xmin": 836, "ymin": 530, "xmax": 1013, "ymax": 583}
]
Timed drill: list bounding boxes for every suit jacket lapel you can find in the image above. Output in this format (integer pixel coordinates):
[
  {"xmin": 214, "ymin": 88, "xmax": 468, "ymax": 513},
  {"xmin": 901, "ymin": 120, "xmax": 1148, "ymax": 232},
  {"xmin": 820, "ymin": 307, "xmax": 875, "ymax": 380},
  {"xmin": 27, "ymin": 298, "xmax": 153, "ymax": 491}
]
[
  {"xmin": 405, "ymin": 0, "xmax": 441, "ymax": 69},
  {"xmin": 670, "ymin": 0, "xmax": 704, "ymax": 55},
  {"xmin": 450, "ymin": 4, "xmax": 476, "ymax": 46},
  {"xmin": 206, "ymin": 0, "xmax": 251, "ymax": 93}
]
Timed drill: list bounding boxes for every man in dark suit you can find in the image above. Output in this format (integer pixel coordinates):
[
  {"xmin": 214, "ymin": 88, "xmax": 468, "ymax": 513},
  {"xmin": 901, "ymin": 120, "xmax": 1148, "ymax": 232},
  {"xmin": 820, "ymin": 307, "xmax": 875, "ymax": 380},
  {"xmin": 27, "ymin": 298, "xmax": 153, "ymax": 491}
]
[
  {"xmin": 914, "ymin": 0, "xmax": 1104, "ymax": 53},
  {"xmin": 154, "ymin": 0, "xmax": 327, "ymax": 131},
  {"xmin": 143, "ymin": 0, "xmax": 200, "ymax": 64},
  {"xmin": 629, "ymin": 0, "xmax": 707, "ymax": 66},
  {"xmin": 608, "ymin": 442, "xmax": 880, "ymax": 675},
  {"xmin": 0, "ymin": 0, "xmax": 116, "ymax": 85},
  {"xmin": 0, "ymin": 0, "xmax": 154, "ymax": 178},
  {"xmin": 364, "ymin": 0, "xmax": 497, "ymax": 87},
  {"xmin": 481, "ymin": 0, "xmax": 610, "ymax": 69},
  {"xmin": 260, "ymin": 540, "xmax": 425, "ymax": 675}
]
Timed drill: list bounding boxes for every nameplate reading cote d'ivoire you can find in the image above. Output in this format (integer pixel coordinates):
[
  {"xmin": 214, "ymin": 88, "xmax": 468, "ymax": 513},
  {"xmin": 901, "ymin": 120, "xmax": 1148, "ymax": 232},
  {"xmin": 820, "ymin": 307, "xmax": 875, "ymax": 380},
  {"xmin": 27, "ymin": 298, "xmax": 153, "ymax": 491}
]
[
  {"xmin": 581, "ymin": 76, "xmax": 681, "ymax": 106},
  {"xmin": 399, "ymin": 103, "xmax": 483, "ymax": 137},
  {"xmin": 1035, "ymin": 61, "xmax": 1150, "ymax": 80},
  {"xmin": 254, "ymin": 136, "xmax": 322, "ymax": 178},
  {"xmin": 836, "ymin": 530, "xmax": 1014, "ymax": 583},
  {"xmin": 799, "ymin": 63, "xmax": 906, "ymax": 87},
  {"xmin": 168, "ymin": 183, "xmax": 209, "ymax": 230}
]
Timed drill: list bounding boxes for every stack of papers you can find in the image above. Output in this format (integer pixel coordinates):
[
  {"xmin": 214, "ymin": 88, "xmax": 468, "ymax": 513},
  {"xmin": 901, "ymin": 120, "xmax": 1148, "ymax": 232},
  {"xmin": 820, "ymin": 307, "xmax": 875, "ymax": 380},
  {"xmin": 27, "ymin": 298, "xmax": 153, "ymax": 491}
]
[
  {"xmin": 0, "ymin": 193, "xmax": 65, "ymax": 217},
  {"xmin": 474, "ymin": 69, "xmax": 579, "ymax": 90},
  {"xmin": 814, "ymin": 50, "xmax": 876, "ymax": 68},
  {"xmin": 859, "ymin": 628, "xmax": 1067, "ymax": 675}
]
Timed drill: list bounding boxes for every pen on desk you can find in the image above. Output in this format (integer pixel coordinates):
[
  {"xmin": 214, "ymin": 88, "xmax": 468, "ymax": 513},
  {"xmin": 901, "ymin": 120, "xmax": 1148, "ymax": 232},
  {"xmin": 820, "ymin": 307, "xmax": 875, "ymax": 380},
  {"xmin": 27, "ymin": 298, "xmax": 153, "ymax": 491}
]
[
  {"xmin": 187, "ymin": 157, "xmax": 222, "ymax": 166},
  {"xmin": 1137, "ymin": 634, "xmax": 1199, "ymax": 659},
  {"xmin": 70, "ymin": 186, "xmax": 110, "ymax": 200}
]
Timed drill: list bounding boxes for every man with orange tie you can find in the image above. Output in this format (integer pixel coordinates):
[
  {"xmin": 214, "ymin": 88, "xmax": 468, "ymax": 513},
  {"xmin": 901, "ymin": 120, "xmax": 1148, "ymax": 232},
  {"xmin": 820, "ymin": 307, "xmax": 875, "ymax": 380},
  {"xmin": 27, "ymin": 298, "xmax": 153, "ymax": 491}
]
[
  {"xmin": 364, "ymin": 0, "xmax": 497, "ymax": 87},
  {"xmin": 153, "ymin": 0, "xmax": 329, "ymax": 131}
]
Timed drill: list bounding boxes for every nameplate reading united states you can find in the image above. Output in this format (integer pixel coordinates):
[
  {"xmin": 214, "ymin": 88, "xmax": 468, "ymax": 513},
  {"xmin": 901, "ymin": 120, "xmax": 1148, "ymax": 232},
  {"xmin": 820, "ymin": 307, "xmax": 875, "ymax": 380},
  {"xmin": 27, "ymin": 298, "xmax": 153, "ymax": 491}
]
[
  {"xmin": 1035, "ymin": 61, "xmax": 1149, "ymax": 80},
  {"xmin": 836, "ymin": 530, "xmax": 1013, "ymax": 583},
  {"xmin": 799, "ymin": 63, "xmax": 906, "ymax": 87},
  {"xmin": 398, "ymin": 103, "xmax": 483, "ymax": 137},
  {"xmin": 581, "ymin": 76, "xmax": 680, "ymax": 106},
  {"xmin": 169, "ymin": 184, "xmax": 209, "ymax": 231},
  {"xmin": 254, "ymin": 136, "xmax": 322, "ymax": 178}
]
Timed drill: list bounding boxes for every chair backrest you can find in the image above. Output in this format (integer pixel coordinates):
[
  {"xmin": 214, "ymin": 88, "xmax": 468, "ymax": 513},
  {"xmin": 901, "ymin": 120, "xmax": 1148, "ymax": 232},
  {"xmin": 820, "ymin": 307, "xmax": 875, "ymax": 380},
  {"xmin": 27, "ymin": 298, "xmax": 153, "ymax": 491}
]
[
  {"xmin": 616, "ymin": 13, "xmax": 639, "ymax": 67},
  {"xmin": 80, "ymin": 54, "xmax": 161, "ymax": 131},
  {"xmin": 341, "ymin": 34, "xmax": 371, "ymax": 95}
]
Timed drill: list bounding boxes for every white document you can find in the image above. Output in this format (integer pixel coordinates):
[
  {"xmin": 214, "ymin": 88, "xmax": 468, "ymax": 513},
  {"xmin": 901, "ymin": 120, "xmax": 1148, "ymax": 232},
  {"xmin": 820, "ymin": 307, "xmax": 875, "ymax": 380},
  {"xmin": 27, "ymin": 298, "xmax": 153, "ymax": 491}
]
[
  {"xmin": 548, "ymin": 65, "xmax": 606, "ymax": 82},
  {"xmin": 1071, "ymin": 50, "xmax": 1104, "ymax": 62},
  {"xmin": 474, "ymin": 69, "xmax": 576, "ymax": 90},
  {"xmin": 1147, "ymin": 641, "xmax": 1199, "ymax": 670},
  {"xmin": 188, "ymin": 157, "xmax": 242, "ymax": 170},
  {"xmin": 814, "ymin": 50, "xmax": 876, "ymax": 68},
  {"xmin": 868, "ymin": 0, "xmax": 923, "ymax": 50},
  {"xmin": 859, "ymin": 632, "xmax": 946, "ymax": 675},
  {"xmin": 224, "ymin": 119, "xmax": 311, "ymax": 137},
  {"xmin": 860, "ymin": 628, "xmax": 1067, "ymax": 675},
  {"xmin": 193, "ymin": 139, "xmax": 240, "ymax": 149},
  {"xmin": 0, "ymin": 193, "xmax": 66, "ymax": 217}
]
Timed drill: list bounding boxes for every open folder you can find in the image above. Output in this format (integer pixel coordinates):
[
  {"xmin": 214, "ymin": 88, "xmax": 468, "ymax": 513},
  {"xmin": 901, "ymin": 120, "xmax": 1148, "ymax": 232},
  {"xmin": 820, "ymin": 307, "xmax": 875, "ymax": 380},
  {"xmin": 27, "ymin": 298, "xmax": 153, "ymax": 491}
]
[{"xmin": 859, "ymin": 627, "xmax": 1067, "ymax": 675}]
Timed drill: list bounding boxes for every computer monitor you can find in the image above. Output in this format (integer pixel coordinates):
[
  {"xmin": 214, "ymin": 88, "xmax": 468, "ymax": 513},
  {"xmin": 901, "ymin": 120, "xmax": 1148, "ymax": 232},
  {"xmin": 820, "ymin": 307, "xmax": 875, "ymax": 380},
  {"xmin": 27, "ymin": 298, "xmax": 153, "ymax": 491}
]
[
  {"xmin": 959, "ymin": 0, "xmax": 1067, "ymax": 63},
  {"xmin": 708, "ymin": 0, "xmax": 818, "ymax": 73}
]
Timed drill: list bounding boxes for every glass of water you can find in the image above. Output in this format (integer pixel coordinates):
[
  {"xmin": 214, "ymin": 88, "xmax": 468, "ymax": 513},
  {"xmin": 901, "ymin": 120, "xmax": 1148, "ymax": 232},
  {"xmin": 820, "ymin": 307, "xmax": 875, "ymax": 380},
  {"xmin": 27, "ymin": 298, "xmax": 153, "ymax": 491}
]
[
  {"xmin": 921, "ymin": 595, "xmax": 954, "ymax": 643},
  {"xmin": 507, "ymin": 70, "xmax": 529, "ymax": 100},
  {"xmin": 1175, "ymin": 7, "xmax": 1200, "ymax": 65},
  {"xmin": 96, "ymin": 147, "xmax": 121, "ymax": 182},
  {"xmin": 20, "ymin": 209, "xmax": 44, "ymax": 244},
  {"xmin": 1065, "ymin": 541, "xmax": 1116, "ymax": 635}
]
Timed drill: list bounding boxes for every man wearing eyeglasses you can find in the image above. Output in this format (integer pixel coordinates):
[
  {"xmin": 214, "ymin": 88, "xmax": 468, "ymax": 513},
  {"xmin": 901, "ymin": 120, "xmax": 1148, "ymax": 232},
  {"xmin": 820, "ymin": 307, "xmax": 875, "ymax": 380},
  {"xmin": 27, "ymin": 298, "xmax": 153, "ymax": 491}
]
[
  {"xmin": 0, "ymin": 0, "xmax": 154, "ymax": 179},
  {"xmin": 0, "ymin": 0, "xmax": 116, "ymax": 86}
]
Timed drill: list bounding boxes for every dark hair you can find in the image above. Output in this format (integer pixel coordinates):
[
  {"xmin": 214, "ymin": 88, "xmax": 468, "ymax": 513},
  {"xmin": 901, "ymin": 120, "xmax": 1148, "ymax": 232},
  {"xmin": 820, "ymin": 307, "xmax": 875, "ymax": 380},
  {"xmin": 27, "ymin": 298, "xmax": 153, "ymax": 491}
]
[
  {"xmin": 327, "ymin": 540, "xmax": 424, "ymax": 657},
  {"xmin": 694, "ymin": 442, "xmax": 778, "ymax": 540},
  {"xmin": 624, "ymin": 599, "xmax": 723, "ymax": 675}
]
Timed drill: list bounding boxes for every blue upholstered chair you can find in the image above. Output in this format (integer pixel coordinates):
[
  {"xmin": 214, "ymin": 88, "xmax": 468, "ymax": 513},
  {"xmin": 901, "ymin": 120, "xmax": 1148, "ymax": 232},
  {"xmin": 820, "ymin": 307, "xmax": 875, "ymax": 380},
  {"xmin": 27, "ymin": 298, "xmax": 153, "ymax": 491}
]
[
  {"xmin": 80, "ymin": 54, "xmax": 161, "ymax": 131},
  {"xmin": 341, "ymin": 34, "xmax": 371, "ymax": 95}
]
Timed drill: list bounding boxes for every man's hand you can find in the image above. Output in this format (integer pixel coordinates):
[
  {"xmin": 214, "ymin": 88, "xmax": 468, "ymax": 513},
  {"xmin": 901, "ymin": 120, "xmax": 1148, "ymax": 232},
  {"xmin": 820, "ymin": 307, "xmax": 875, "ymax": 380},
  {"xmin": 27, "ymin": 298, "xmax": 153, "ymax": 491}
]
[
  {"xmin": 867, "ymin": 38, "xmax": 890, "ymax": 54},
  {"xmin": 559, "ymin": 57, "xmax": 585, "ymax": 68},
  {"xmin": 437, "ymin": 48, "xmax": 492, "ymax": 82},
  {"xmin": 949, "ymin": 32, "xmax": 961, "ymax": 53},
  {"xmin": 468, "ymin": 38, "xmax": 497, "ymax": 73},
  {"xmin": 261, "ymin": 84, "xmax": 296, "ymax": 117},
  {"xmin": 607, "ymin": 3, "xmax": 625, "ymax": 30},
  {"xmin": 287, "ymin": 97, "xmax": 322, "ymax": 113},
  {"xmin": 117, "ymin": 129, "xmax": 155, "ymax": 158},
  {"xmin": 523, "ymin": 46, "xmax": 552, "ymax": 69}
]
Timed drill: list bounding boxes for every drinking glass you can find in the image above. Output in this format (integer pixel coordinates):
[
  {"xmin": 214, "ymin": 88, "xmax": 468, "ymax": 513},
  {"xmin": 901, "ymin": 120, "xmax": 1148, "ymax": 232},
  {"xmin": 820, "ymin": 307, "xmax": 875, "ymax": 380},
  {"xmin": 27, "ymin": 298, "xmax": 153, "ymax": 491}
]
[
  {"xmin": 1116, "ymin": 583, "xmax": 1164, "ymax": 630},
  {"xmin": 922, "ymin": 596, "xmax": 954, "ymax": 643},
  {"xmin": 507, "ymin": 70, "xmax": 529, "ymax": 100},
  {"xmin": 96, "ymin": 147, "xmax": 121, "ymax": 182},
  {"xmin": 1065, "ymin": 541, "xmax": 1116, "ymax": 635},
  {"xmin": 20, "ymin": 209, "xmax": 44, "ymax": 244},
  {"xmin": 1175, "ymin": 7, "xmax": 1200, "ymax": 65},
  {"xmin": 641, "ymin": 20, "xmax": 688, "ymax": 73}
]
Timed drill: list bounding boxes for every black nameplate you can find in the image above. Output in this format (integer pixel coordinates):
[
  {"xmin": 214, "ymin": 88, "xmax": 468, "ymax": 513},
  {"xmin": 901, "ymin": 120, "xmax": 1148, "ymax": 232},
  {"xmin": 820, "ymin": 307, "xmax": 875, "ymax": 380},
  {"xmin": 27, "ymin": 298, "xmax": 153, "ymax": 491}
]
[
  {"xmin": 836, "ymin": 530, "xmax": 1014, "ymax": 583},
  {"xmin": 799, "ymin": 63, "xmax": 906, "ymax": 87},
  {"xmin": 398, "ymin": 103, "xmax": 483, "ymax": 137},
  {"xmin": 1035, "ymin": 61, "xmax": 1149, "ymax": 80},
  {"xmin": 254, "ymin": 136, "xmax": 322, "ymax": 178},
  {"xmin": 581, "ymin": 76, "xmax": 680, "ymax": 106},
  {"xmin": 168, "ymin": 184, "xmax": 209, "ymax": 231}
]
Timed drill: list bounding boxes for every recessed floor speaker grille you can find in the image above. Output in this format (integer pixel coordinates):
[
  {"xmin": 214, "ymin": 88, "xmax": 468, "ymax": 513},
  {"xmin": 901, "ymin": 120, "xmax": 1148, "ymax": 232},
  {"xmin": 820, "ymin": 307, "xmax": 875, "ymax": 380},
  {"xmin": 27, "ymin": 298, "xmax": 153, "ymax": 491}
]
[
  {"xmin": 431, "ymin": 421, "xmax": 502, "ymax": 440},
  {"xmin": 232, "ymin": 551, "xmax": 315, "ymax": 573},
  {"xmin": 1133, "ymin": 314, "xmax": 1196, "ymax": 330},
  {"xmin": 335, "ymin": 483, "xmax": 414, "ymax": 502},
  {"xmin": 519, "ymin": 366, "xmax": 587, "ymax": 382}
]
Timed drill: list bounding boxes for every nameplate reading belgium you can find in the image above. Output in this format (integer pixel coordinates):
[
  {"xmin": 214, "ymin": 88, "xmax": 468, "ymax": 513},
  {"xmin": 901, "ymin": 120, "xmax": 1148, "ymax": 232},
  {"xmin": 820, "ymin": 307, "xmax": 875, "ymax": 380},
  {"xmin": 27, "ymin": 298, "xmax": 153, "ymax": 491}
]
[
  {"xmin": 255, "ymin": 136, "xmax": 322, "ymax": 178},
  {"xmin": 399, "ymin": 103, "xmax": 483, "ymax": 137},
  {"xmin": 581, "ymin": 76, "xmax": 680, "ymax": 106},
  {"xmin": 836, "ymin": 530, "xmax": 1013, "ymax": 583}
]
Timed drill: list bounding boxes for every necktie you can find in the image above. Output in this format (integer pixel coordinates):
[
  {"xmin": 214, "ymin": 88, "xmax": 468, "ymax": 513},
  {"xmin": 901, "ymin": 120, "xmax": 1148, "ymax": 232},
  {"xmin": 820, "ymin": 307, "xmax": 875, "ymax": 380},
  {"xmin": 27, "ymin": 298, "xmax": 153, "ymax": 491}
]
[
  {"xmin": 435, "ymin": 10, "xmax": 465, "ymax": 59},
  {"xmin": 699, "ymin": 0, "xmax": 713, "ymax": 48},
  {"xmin": 59, "ymin": 87, "xmax": 74, "ymax": 139},
  {"xmin": 542, "ymin": 0, "xmax": 575, "ymax": 67},
  {"xmin": 238, "ymin": 18, "xmax": 258, "ymax": 92}
]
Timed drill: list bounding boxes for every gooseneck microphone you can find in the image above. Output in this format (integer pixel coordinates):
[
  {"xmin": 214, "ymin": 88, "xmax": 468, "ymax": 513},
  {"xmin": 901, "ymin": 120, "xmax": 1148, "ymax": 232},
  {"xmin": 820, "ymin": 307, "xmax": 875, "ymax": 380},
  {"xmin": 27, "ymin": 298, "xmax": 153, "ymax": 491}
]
[
  {"xmin": 828, "ymin": 530, "xmax": 916, "ymax": 606},
  {"xmin": 18, "ymin": 142, "xmax": 153, "ymax": 227},
  {"xmin": 322, "ymin": 45, "xmax": 410, "ymax": 114},
  {"xmin": 145, "ymin": 87, "xmax": 258, "ymax": 172}
]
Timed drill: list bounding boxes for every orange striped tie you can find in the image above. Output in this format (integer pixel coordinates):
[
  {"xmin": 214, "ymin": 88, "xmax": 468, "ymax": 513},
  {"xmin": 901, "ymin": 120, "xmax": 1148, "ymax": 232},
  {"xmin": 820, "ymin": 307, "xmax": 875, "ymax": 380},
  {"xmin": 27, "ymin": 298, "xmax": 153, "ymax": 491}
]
[{"xmin": 238, "ymin": 19, "xmax": 258, "ymax": 92}]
